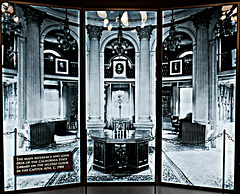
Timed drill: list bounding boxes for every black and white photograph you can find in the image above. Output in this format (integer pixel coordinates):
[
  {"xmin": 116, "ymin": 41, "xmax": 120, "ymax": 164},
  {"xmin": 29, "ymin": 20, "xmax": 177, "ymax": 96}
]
[
  {"xmin": 2, "ymin": 3, "xmax": 80, "ymax": 191},
  {"xmin": 56, "ymin": 58, "xmax": 69, "ymax": 74},
  {"xmin": 170, "ymin": 59, "xmax": 182, "ymax": 75},
  {"xmin": 86, "ymin": 10, "xmax": 157, "ymax": 182},
  {"xmin": 162, "ymin": 5, "xmax": 237, "ymax": 190},
  {"xmin": 113, "ymin": 60, "xmax": 126, "ymax": 77},
  {"xmin": 1, "ymin": 1, "xmax": 239, "ymax": 193}
]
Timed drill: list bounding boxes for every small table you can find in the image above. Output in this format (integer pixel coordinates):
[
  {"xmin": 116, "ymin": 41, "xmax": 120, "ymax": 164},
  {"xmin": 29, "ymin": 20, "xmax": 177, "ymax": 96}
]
[{"xmin": 90, "ymin": 130, "xmax": 153, "ymax": 173}]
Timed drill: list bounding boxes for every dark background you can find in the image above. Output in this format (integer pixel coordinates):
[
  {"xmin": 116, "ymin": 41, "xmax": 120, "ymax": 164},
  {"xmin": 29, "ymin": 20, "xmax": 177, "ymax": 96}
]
[{"xmin": 0, "ymin": 0, "xmax": 239, "ymax": 193}]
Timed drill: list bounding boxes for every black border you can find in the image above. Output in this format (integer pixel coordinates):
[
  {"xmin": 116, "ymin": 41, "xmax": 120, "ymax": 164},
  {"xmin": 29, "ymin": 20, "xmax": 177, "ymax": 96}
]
[
  {"xmin": 0, "ymin": 0, "xmax": 239, "ymax": 193},
  {"xmin": 235, "ymin": 3, "xmax": 240, "ymax": 194},
  {"xmin": 0, "ymin": 1, "xmax": 4, "ymax": 193}
]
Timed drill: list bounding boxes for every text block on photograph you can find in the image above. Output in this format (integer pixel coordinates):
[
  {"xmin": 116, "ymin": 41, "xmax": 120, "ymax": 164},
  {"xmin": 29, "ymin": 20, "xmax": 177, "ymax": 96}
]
[{"xmin": 14, "ymin": 151, "xmax": 72, "ymax": 175}]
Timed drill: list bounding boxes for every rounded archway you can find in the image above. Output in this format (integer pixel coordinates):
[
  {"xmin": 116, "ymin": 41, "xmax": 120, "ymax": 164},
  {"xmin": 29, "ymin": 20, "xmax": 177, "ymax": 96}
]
[{"xmin": 162, "ymin": 31, "xmax": 193, "ymax": 77}]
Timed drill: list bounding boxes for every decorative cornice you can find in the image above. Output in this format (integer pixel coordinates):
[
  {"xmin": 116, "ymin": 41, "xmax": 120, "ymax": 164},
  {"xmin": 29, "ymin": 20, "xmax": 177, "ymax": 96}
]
[
  {"xmin": 191, "ymin": 9, "xmax": 212, "ymax": 30},
  {"xmin": 86, "ymin": 25, "xmax": 103, "ymax": 40},
  {"xmin": 136, "ymin": 25, "xmax": 153, "ymax": 41},
  {"xmin": 23, "ymin": 6, "xmax": 45, "ymax": 26}
]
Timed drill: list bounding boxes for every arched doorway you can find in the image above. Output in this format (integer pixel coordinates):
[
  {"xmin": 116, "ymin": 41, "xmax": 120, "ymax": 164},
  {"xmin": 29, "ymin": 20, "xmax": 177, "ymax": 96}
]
[
  {"xmin": 104, "ymin": 38, "xmax": 135, "ymax": 130},
  {"xmin": 162, "ymin": 31, "xmax": 193, "ymax": 122},
  {"xmin": 43, "ymin": 28, "xmax": 79, "ymax": 133}
]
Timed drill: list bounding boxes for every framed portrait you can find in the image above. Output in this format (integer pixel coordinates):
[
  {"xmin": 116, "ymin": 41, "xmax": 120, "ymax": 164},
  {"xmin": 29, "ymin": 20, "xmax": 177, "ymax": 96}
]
[
  {"xmin": 113, "ymin": 60, "xmax": 127, "ymax": 78},
  {"xmin": 170, "ymin": 59, "xmax": 182, "ymax": 75},
  {"xmin": 55, "ymin": 58, "xmax": 69, "ymax": 74}
]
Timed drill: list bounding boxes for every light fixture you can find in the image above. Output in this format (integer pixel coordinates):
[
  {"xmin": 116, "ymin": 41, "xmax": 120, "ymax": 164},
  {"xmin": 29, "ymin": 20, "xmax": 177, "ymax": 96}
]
[
  {"xmin": 163, "ymin": 10, "xmax": 181, "ymax": 52},
  {"xmin": 116, "ymin": 91, "xmax": 124, "ymax": 121},
  {"xmin": 1, "ymin": 2, "xmax": 21, "ymax": 36},
  {"xmin": 111, "ymin": 13, "xmax": 129, "ymax": 56},
  {"xmin": 57, "ymin": 9, "xmax": 77, "ymax": 51},
  {"xmin": 97, "ymin": 11, "xmax": 107, "ymax": 19},
  {"xmin": 215, "ymin": 5, "xmax": 237, "ymax": 37}
]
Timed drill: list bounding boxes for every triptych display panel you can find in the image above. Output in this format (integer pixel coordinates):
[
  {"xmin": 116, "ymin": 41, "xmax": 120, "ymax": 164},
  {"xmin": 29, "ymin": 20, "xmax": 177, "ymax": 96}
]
[
  {"xmin": 2, "ymin": 3, "xmax": 81, "ymax": 191},
  {"xmin": 161, "ymin": 4, "xmax": 237, "ymax": 190},
  {"xmin": 1, "ymin": 1, "xmax": 238, "ymax": 192},
  {"xmin": 85, "ymin": 10, "xmax": 157, "ymax": 183}
]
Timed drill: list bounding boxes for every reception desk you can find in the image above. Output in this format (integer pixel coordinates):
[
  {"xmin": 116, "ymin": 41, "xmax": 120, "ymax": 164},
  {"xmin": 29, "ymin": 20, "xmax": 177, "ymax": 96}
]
[{"xmin": 90, "ymin": 130, "xmax": 153, "ymax": 173}]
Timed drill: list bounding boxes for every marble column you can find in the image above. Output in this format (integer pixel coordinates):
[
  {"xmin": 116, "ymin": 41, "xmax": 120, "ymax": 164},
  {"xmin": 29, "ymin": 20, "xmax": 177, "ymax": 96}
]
[
  {"xmin": 39, "ymin": 41, "xmax": 45, "ymax": 119},
  {"xmin": 192, "ymin": 44, "xmax": 197, "ymax": 121},
  {"xmin": 17, "ymin": 35, "xmax": 26, "ymax": 129},
  {"xmin": 106, "ymin": 83, "xmax": 112, "ymax": 128},
  {"xmin": 134, "ymin": 26, "xmax": 154, "ymax": 131},
  {"xmin": 86, "ymin": 25, "xmax": 105, "ymax": 130},
  {"xmin": 208, "ymin": 39, "xmax": 218, "ymax": 148},
  {"xmin": 192, "ymin": 11, "xmax": 211, "ymax": 124},
  {"xmin": 23, "ymin": 7, "xmax": 44, "ymax": 122}
]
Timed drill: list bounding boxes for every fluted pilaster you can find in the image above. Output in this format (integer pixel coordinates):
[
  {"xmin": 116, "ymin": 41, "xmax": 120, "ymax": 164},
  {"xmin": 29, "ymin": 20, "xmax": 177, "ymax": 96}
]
[
  {"xmin": 191, "ymin": 10, "xmax": 211, "ymax": 123},
  {"xmin": 134, "ymin": 26, "xmax": 154, "ymax": 131},
  {"xmin": 86, "ymin": 25, "xmax": 105, "ymax": 130},
  {"xmin": 23, "ymin": 7, "xmax": 44, "ymax": 121}
]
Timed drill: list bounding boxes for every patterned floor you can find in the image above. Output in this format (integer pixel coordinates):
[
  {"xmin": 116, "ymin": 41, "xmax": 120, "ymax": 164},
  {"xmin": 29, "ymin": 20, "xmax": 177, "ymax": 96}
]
[
  {"xmin": 162, "ymin": 150, "xmax": 193, "ymax": 185},
  {"xmin": 45, "ymin": 147, "xmax": 80, "ymax": 187}
]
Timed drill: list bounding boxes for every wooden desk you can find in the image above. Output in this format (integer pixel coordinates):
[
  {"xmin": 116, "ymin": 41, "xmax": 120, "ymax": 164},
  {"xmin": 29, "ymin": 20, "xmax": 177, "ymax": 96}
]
[
  {"xmin": 29, "ymin": 119, "xmax": 67, "ymax": 148},
  {"xmin": 29, "ymin": 121, "xmax": 55, "ymax": 148},
  {"xmin": 90, "ymin": 130, "xmax": 153, "ymax": 173}
]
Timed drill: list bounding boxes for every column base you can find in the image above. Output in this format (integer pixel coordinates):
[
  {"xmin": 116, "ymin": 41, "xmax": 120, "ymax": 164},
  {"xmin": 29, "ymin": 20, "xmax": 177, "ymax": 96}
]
[
  {"xmin": 87, "ymin": 116, "xmax": 105, "ymax": 130},
  {"xmin": 134, "ymin": 116, "xmax": 153, "ymax": 132}
]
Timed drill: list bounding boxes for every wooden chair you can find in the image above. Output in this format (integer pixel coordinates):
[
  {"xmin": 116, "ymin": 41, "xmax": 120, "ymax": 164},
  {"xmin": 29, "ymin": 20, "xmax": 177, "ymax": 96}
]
[
  {"xmin": 170, "ymin": 115, "xmax": 181, "ymax": 133},
  {"xmin": 68, "ymin": 115, "xmax": 77, "ymax": 130}
]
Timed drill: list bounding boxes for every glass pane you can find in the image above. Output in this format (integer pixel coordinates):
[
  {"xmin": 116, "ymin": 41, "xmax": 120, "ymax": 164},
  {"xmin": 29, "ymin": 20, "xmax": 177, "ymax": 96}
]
[
  {"xmin": 85, "ymin": 10, "xmax": 157, "ymax": 183},
  {"xmin": 162, "ymin": 5, "xmax": 237, "ymax": 190},
  {"xmin": 2, "ymin": 2, "xmax": 81, "ymax": 191}
]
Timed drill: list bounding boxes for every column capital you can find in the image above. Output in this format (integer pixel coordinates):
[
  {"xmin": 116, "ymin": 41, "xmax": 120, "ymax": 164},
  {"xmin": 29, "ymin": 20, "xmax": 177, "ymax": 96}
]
[
  {"xmin": 86, "ymin": 25, "xmax": 103, "ymax": 40},
  {"xmin": 191, "ymin": 9, "xmax": 212, "ymax": 30},
  {"xmin": 136, "ymin": 25, "xmax": 154, "ymax": 41},
  {"xmin": 23, "ymin": 6, "xmax": 45, "ymax": 26}
]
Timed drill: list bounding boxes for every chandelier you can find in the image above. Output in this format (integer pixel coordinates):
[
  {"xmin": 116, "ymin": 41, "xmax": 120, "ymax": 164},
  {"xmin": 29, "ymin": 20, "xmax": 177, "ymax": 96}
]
[
  {"xmin": 57, "ymin": 9, "xmax": 77, "ymax": 51},
  {"xmin": 163, "ymin": 10, "xmax": 181, "ymax": 52},
  {"xmin": 215, "ymin": 5, "xmax": 237, "ymax": 37},
  {"xmin": 111, "ymin": 13, "xmax": 129, "ymax": 56},
  {"xmin": 1, "ymin": 2, "xmax": 21, "ymax": 36}
]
